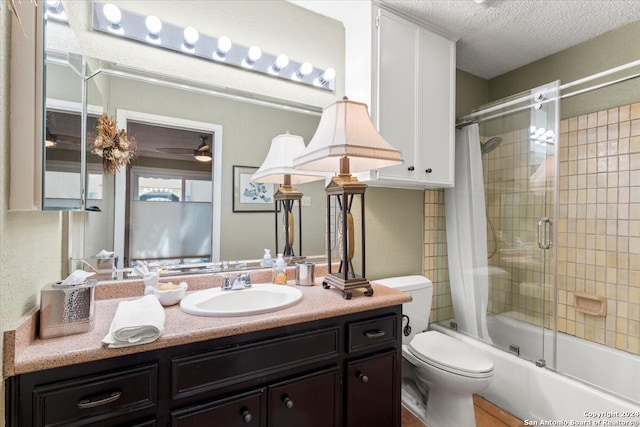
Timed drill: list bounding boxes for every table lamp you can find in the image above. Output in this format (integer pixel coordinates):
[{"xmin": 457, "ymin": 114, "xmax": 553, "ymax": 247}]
[{"xmin": 292, "ymin": 97, "xmax": 403, "ymax": 299}]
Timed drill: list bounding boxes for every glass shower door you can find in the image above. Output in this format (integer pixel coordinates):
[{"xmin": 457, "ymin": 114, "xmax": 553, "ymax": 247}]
[{"xmin": 478, "ymin": 81, "xmax": 559, "ymax": 367}]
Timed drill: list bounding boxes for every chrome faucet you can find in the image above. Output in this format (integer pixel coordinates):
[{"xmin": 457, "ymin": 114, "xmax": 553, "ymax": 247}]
[{"xmin": 222, "ymin": 273, "xmax": 252, "ymax": 291}]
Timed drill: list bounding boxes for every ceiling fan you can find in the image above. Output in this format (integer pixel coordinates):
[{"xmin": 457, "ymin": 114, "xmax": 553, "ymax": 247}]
[
  {"xmin": 154, "ymin": 135, "xmax": 212, "ymax": 162},
  {"xmin": 45, "ymin": 127, "xmax": 81, "ymax": 149}
]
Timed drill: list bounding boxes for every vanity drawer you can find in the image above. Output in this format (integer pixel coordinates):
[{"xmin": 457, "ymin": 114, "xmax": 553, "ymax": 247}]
[
  {"xmin": 347, "ymin": 315, "xmax": 398, "ymax": 353},
  {"xmin": 172, "ymin": 389, "xmax": 265, "ymax": 427},
  {"xmin": 171, "ymin": 326, "xmax": 340, "ymax": 400},
  {"xmin": 32, "ymin": 363, "xmax": 158, "ymax": 426}
]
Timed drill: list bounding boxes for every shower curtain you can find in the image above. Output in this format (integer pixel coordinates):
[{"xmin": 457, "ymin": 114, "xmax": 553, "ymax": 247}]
[{"xmin": 444, "ymin": 124, "xmax": 491, "ymax": 341}]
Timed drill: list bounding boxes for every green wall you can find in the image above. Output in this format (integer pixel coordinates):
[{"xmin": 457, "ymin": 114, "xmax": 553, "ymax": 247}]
[
  {"xmin": 366, "ymin": 187, "xmax": 424, "ymax": 280},
  {"xmin": 88, "ymin": 73, "xmax": 326, "ymax": 262},
  {"xmin": 489, "ymin": 21, "xmax": 640, "ymax": 118},
  {"xmin": 456, "ymin": 69, "xmax": 489, "ymax": 115},
  {"xmin": 456, "ymin": 21, "xmax": 640, "ymax": 118}
]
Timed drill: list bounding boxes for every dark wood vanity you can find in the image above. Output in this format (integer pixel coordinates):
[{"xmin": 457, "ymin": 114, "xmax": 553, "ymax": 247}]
[{"xmin": 5, "ymin": 304, "xmax": 403, "ymax": 427}]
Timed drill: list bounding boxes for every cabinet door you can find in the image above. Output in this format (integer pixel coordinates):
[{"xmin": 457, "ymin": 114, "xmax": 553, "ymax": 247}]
[
  {"xmin": 418, "ymin": 28, "xmax": 455, "ymax": 187},
  {"xmin": 172, "ymin": 389, "xmax": 265, "ymax": 427},
  {"xmin": 268, "ymin": 367, "xmax": 339, "ymax": 427},
  {"xmin": 375, "ymin": 8, "xmax": 418, "ymax": 181},
  {"xmin": 346, "ymin": 351, "xmax": 400, "ymax": 427}
]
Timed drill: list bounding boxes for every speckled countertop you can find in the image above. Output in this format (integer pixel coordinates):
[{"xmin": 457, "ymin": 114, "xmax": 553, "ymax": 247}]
[{"xmin": 3, "ymin": 265, "xmax": 410, "ymax": 377}]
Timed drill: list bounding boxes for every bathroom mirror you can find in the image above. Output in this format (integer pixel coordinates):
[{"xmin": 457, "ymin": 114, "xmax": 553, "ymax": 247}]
[
  {"xmin": 67, "ymin": 59, "xmax": 328, "ymax": 275},
  {"xmin": 43, "ymin": 13, "xmax": 85, "ymax": 210},
  {"xmin": 44, "ymin": 0, "xmax": 345, "ymax": 277}
]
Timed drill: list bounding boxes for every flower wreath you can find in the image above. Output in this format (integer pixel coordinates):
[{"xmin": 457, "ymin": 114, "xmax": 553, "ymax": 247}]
[{"xmin": 92, "ymin": 114, "xmax": 136, "ymax": 175}]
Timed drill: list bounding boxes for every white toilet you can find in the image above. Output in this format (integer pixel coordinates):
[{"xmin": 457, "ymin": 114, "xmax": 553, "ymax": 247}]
[{"xmin": 376, "ymin": 275, "xmax": 494, "ymax": 427}]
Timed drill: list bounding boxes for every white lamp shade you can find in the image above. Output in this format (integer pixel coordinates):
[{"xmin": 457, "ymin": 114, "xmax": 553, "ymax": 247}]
[
  {"xmin": 252, "ymin": 133, "xmax": 326, "ymax": 184},
  {"xmin": 292, "ymin": 98, "xmax": 403, "ymax": 173}
]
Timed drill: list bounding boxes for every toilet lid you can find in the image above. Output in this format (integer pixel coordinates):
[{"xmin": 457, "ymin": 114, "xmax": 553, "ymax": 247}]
[{"xmin": 408, "ymin": 331, "xmax": 494, "ymax": 378}]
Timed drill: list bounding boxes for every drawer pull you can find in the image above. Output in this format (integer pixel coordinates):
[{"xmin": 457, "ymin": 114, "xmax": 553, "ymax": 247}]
[
  {"xmin": 358, "ymin": 372, "xmax": 369, "ymax": 383},
  {"xmin": 364, "ymin": 329, "xmax": 385, "ymax": 339},
  {"xmin": 282, "ymin": 396, "xmax": 294, "ymax": 409},
  {"xmin": 77, "ymin": 391, "xmax": 121, "ymax": 409},
  {"xmin": 242, "ymin": 409, "xmax": 253, "ymax": 423},
  {"xmin": 408, "ymin": 166, "xmax": 415, "ymax": 171}
]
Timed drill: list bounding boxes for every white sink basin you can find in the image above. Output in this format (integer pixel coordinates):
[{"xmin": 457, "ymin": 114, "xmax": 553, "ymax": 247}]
[{"xmin": 180, "ymin": 284, "xmax": 303, "ymax": 317}]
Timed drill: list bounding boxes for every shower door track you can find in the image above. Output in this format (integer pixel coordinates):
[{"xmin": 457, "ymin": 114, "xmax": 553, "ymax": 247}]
[{"xmin": 456, "ymin": 58, "xmax": 640, "ymax": 128}]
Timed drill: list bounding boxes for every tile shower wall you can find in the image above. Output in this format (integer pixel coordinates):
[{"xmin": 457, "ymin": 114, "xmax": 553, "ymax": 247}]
[
  {"xmin": 425, "ymin": 101, "xmax": 640, "ymax": 356},
  {"xmin": 557, "ymin": 102, "xmax": 640, "ymax": 355},
  {"xmin": 423, "ymin": 190, "xmax": 452, "ymax": 323}
]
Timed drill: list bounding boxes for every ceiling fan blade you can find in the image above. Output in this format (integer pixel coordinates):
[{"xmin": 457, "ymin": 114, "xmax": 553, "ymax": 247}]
[
  {"xmin": 50, "ymin": 133, "xmax": 81, "ymax": 145},
  {"xmin": 154, "ymin": 147, "xmax": 196, "ymax": 154}
]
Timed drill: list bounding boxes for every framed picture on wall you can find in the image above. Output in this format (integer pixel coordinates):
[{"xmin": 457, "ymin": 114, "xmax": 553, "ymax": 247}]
[{"xmin": 232, "ymin": 165, "xmax": 277, "ymax": 212}]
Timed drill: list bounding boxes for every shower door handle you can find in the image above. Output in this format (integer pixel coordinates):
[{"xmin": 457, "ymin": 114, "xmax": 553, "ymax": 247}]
[{"xmin": 537, "ymin": 217, "xmax": 552, "ymax": 250}]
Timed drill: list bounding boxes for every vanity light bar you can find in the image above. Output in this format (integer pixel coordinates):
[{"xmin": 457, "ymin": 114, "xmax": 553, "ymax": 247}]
[{"xmin": 92, "ymin": 2, "xmax": 336, "ymax": 91}]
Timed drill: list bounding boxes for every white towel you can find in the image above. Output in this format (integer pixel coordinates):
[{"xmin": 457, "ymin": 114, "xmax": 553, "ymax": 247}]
[{"xmin": 102, "ymin": 294, "xmax": 165, "ymax": 348}]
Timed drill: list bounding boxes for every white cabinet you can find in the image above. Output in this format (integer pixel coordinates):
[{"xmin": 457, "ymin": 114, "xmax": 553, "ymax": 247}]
[
  {"xmin": 359, "ymin": 7, "xmax": 456, "ymax": 189},
  {"xmin": 375, "ymin": 10, "xmax": 417, "ymax": 182},
  {"xmin": 417, "ymin": 27, "xmax": 456, "ymax": 186}
]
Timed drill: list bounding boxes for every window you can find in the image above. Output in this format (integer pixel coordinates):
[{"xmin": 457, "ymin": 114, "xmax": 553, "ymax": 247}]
[{"xmin": 132, "ymin": 169, "xmax": 212, "ymax": 202}]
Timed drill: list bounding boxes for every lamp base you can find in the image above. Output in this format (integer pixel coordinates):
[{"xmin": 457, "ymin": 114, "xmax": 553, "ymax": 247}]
[{"xmin": 322, "ymin": 273, "xmax": 374, "ymax": 300}]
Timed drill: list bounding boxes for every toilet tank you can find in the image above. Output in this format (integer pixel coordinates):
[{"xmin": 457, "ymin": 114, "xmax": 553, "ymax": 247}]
[{"xmin": 374, "ymin": 276, "xmax": 432, "ymax": 343}]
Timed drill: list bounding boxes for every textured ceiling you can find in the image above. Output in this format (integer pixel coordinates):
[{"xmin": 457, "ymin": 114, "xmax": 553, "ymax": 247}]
[{"xmin": 380, "ymin": 0, "xmax": 640, "ymax": 79}]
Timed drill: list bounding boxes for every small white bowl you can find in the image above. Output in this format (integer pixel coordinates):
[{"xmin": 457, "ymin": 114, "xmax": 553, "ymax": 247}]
[{"xmin": 145, "ymin": 281, "xmax": 188, "ymax": 306}]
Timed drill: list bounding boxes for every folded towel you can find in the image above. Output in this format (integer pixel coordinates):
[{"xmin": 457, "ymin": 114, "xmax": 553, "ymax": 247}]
[{"xmin": 102, "ymin": 294, "xmax": 165, "ymax": 348}]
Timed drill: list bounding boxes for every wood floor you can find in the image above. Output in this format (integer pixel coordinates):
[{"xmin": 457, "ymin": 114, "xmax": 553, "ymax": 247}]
[{"xmin": 401, "ymin": 395, "xmax": 526, "ymax": 427}]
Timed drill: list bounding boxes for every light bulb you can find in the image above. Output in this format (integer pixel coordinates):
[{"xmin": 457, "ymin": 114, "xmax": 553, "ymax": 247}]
[
  {"xmin": 544, "ymin": 130, "xmax": 555, "ymax": 141},
  {"xmin": 323, "ymin": 68, "xmax": 336, "ymax": 81},
  {"xmin": 103, "ymin": 3, "xmax": 121, "ymax": 28},
  {"xmin": 45, "ymin": 0, "xmax": 66, "ymax": 21},
  {"xmin": 145, "ymin": 15, "xmax": 162, "ymax": 38},
  {"xmin": 243, "ymin": 46, "xmax": 262, "ymax": 67},
  {"xmin": 295, "ymin": 62, "xmax": 313, "ymax": 79},
  {"xmin": 183, "ymin": 26, "xmax": 199, "ymax": 49},
  {"xmin": 218, "ymin": 36, "xmax": 232, "ymax": 53},
  {"xmin": 318, "ymin": 67, "xmax": 336, "ymax": 86},
  {"xmin": 46, "ymin": 0, "xmax": 62, "ymax": 12},
  {"xmin": 271, "ymin": 54, "xmax": 289, "ymax": 72},
  {"xmin": 213, "ymin": 36, "xmax": 232, "ymax": 60},
  {"xmin": 247, "ymin": 46, "xmax": 262, "ymax": 63}
]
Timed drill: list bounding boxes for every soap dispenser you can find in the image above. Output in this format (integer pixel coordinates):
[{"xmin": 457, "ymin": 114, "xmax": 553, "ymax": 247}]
[
  {"xmin": 272, "ymin": 253, "xmax": 287, "ymax": 285},
  {"xmin": 261, "ymin": 249, "xmax": 273, "ymax": 268}
]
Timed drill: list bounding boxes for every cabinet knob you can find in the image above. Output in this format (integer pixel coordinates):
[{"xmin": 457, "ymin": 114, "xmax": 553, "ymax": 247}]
[
  {"xmin": 408, "ymin": 166, "xmax": 415, "ymax": 171},
  {"xmin": 358, "ymin": 372, "xmax": 369, "ymax": 383},
  {"xmin": 283, "ymin": 396, "xmax": 294, "ymax": 409},
  {"xmin": 425, "ymin": 168, "xmax": 433, "ymax": 173},
  {"xmin": 242, "ymin": 409, "xmax": 252, "ymax": 423}
]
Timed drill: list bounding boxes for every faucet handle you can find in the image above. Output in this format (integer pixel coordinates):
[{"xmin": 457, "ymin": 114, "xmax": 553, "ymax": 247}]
[
  {"xmin": 243, "ymin": 274, "xmax": 251, "ymax": 288},
  {"xmin": 222, "ymin": 275, "xmax": 231, "ymax": 290}
]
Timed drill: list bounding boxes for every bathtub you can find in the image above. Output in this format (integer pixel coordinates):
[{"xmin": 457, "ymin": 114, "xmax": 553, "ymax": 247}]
[{"xmin": 431, "ymin": 315, "xmax": 640, "ymax": 424}]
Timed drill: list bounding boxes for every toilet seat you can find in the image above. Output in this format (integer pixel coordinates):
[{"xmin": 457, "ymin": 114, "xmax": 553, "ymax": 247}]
[{"xmin": 408, "ymin": 331, "xmax": 494, "ymax": 379}]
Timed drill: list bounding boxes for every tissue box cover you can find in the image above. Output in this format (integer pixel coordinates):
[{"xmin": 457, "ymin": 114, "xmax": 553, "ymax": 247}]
[{"xmin": 40, "ymin": 281, "xmax": 96, "ymax": 339}]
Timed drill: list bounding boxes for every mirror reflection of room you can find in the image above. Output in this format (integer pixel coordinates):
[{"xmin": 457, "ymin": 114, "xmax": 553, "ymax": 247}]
[
  {"xmin": 124, "ymin": 122, "xmax": 213, "ymax": 269},
  {"xmin": 43, "ymin": 0, "xmax": 423, "ymax": 282}
]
